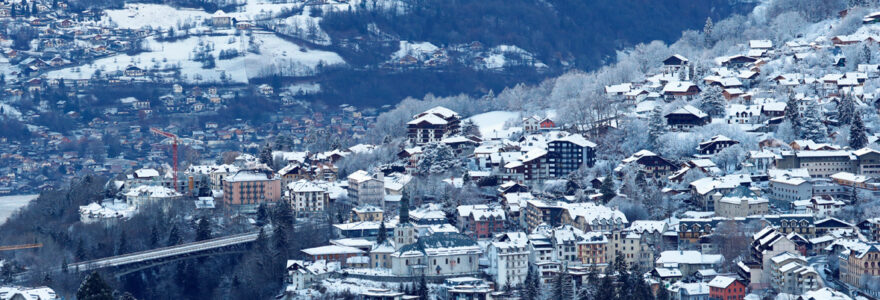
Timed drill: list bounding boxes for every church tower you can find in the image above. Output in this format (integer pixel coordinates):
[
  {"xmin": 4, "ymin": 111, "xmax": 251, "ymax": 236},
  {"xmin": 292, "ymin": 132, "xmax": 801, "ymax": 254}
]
[{"xmin": 393, "ymin": 195, "xmax": 416, "ymax": 250}]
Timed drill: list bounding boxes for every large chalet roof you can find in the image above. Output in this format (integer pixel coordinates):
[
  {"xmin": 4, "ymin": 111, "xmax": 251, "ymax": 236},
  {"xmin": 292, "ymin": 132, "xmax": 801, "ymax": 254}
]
[
  {"xmin": 663, "ymin": 54, "xmax": 688, "ymax": 65},
  {"xmin": 407, "ymin": 113, "xmax": 448, "ymax": 125},
  {"xmin": 665, "ymin": 105, "xmax": 708, "ymax": 119},
  {"xmin": 662, "ymin": 81, "xmax": 699, "ymax": 93},
  {"xmin": 413, "ymin": 106, "xmax": 459, "ymax": 119}
]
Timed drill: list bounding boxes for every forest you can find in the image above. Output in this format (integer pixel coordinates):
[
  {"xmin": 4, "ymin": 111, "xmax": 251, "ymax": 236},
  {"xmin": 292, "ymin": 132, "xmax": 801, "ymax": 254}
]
[{"xmin": 0, "ymin": 177, "xmax": 334, "ymax": 299}]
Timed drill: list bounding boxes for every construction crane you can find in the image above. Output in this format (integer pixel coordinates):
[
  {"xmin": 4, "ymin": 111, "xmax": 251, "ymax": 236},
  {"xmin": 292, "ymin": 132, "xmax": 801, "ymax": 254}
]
[
  {"xmin": 150, "ymin": 128, "xmax": 180, "ymax": 192},
  {"xmin": 0, "ymin": 243, "xmax": 42, "ymax": 251}
]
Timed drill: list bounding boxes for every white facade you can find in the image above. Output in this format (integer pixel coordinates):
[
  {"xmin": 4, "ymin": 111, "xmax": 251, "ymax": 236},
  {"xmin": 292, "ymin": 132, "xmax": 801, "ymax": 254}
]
[{"xmin": 486, "ymin": 233, "xmax": 529, "ymax": 288}]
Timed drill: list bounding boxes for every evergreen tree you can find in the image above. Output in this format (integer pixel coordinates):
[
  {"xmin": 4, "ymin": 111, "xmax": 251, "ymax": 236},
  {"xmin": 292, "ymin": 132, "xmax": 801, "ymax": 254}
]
[
  {"xmin": 256, "ymin": 203, "xmax": 269, "ymax": 227},
  {"xmin": 850, "ymin": 112, "xmax": 869, "ymax": 149},
  {"xmin": 271, "ymin": 198, "xmax": 294, "ymax": 257},
  {"xmin": 259, "ymin": 144, "xmax": 274, "ymax": 168},
  {"xmin": 377, "ymin": 221, "xmax": 387, "ymax": 244},
  {"xmin": 699, "ymin": 86, "xmax": 726, "ymax": 118},
  {"xmin": 595, "ymin": 267, "xmax": 615, "ymax": 300},
  {"xmin": 76, "ymin": 272, "xmax": 113, "ymax": 300},
  {"xmin": 863, "ymin": 44, "xmax": 873, "ymax": 64},
  {"xmin": 838, "ymin": 94, "xmax": 855, "ymax": 125},
  {"xmin": 416, "ymin": 274, "xmax": 428, "ymax": 299},
  {"xmin": 523, "ymin": 266, "xmax": 541, "ymax": 300},
  {"xmin": 648, "ymin": 106, "xmax": 665, "ymax": 149},
  {"xmin": 167, "ymin": 225, "xmax": 181, "ymax": 247},
  {"xmin": 116, "ymin": 230, "xmax": 127, "ymax": 255},
  {"xmin": 552, "ymin": 271, "xmax": 574, "ymax": 300},
  {"xmin": 599, "ymin": 176, "xmax": 616, "ymax": 204},
  {"xmin": 785, "ymin": 97, "xmax": 802, "ymax": 136},
  {"xmin": 196, "ymin": 216, "xmax": 212, "ymax": 241},
  {"xmin": 149, "ymin": 224, "xmax": 159, "ymax": 247},
  {"xmin": 30, "ymin": 1, "xmax": 36, "ymax": 16},
  {"xmin": 799, "ymin": 100, "xmax": 828, "ymax": 142}
]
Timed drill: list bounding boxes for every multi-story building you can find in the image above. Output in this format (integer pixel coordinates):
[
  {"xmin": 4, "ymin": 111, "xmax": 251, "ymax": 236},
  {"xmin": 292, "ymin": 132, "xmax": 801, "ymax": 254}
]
[
  {"xmin": 841, "ymin": 243, "xmax": 880, "ymax": 293},
  {"xmin": 407, "ymin": 106, "xmax": 461, "ymax": 145},
  {"xmin": 457, "ymin": 205, "xmax": 506, "ymax": 239},
  {"xmin": 655, "ymin": 250, "xmax": 723, "ymax": 277},
  {"xmin": 767, "ymin": 171, "xmax": 812, "ymax": 202},
  {"xmin": 577, "ymin": 232, "xmax": 608, "ymax": 271},
  {"xmin": 347, "ymin": 170, "xmax": 385, "ymax": 208},
  {"xmin": 486, "ymin": 232, "xmax": 529, "ymax": 288},
  {"xmin": 547, "ymin": 134, "xmax": 596, "ymax": 176},
  {"xmin": 713, "ymin": 187, "xmax": 769, "ymax": 218},
  {"xmin": 607, "ymin": 230, "xmax": 655, "ymax": 272},
  {"xmin": 708, "ymin": 276, "xmax": 746, "ymax": 300},
  {"xmin": 768, "ymin": 252, "xmax": 820, "ymax": 295},
  {"xmin": 523, "ymin": 200, "xmax": 566, "ymax": 231},
  {"xmin": 221, "ymin": 169, "xmax": 281, "ymax": 210},
  {"xmin": 287, "ymin": 180, "xmax": 329, "ymax": 217},
  {"xmin": 506, "ymin": 149, "xmax": 551, "ymax": 186},
  {"xmin": 776, "ymin": 150, "xmax": 854, "ymax": 178},
  {"xmin": 559, "ymin": 202, "xmax": 628, "ymax": 232},
  {"xmin": 390, "ymin": 232, "xmax": 482, "ymax": 277},
  {"xmin": 350, "ymin": 205, "xmax": 383, "ymax": 222}
]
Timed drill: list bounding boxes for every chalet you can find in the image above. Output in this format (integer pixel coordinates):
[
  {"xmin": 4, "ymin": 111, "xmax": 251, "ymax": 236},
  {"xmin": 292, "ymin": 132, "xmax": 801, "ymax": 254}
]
[
  {"xmin": 663, "ymin": 54, "xmax": 688, "ymax": 72},
  {"xmin": 406, "ymin": 106, "xmax": 461, "ymax": 145},
  {"xmin": 749, "ymin": 40, "xmax": 773, "ymax": 50},
  {"xmin": 619, "ymin": 150, "xmax": 678, "ymax": 178},
  {"xmin": 664, "ymin": 105, "xmax": 710, "ymax": 130},
  {"xmin": 662, "ymin": 81, "xmax": 701, "ymax": 100},
  {"xmin": 722, "ymin": 55, "xmax": 758, "ymax": 68},
  {"xmin": 722, "ymin": 88, "xmax": 746, "ymax": 100},
  {"xmin": 831, "ymin": 35, "xmax": 861, "ymax": 45},
  {"xmin": 212, "ymin": 10, "xmax": 232, "ymax": 27},
  {"xmin": 124, "ymin": 65, "xmax": 145, "ymax": 77},
  {"xmin": 697, "ymin": 135, "xmax": 740, "ymax": 155}
]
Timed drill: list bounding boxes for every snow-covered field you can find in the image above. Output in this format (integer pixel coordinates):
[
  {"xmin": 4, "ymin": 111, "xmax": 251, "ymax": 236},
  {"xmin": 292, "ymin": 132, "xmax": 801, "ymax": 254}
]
[
  {"xmin": 104, "ymin": 4, "xmax": 211, "ymax": 30},
  {"xmin": 47, "ymin": 32, "xmax": 344, "ymax": 83},
  {"xmin": 0, "ymin": 194, "xmax": 37, "ymax": 224},
  {"xmin": 467, "ymin": 111, "xmax": 522, "ymax": 140}
]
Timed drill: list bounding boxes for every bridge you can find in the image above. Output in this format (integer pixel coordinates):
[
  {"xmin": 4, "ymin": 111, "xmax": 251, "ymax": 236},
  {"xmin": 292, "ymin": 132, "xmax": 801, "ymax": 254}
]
[{"xmin": 68, "ymin": 231, "xmax": 260, "ymax": 276}]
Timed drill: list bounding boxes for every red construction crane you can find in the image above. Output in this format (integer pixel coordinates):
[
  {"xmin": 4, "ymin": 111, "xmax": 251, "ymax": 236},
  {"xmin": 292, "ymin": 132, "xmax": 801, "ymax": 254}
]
[
  {"xmin": 0, "ymin": 243, "xmax": 42, "ymax": 251},
  {"xmin": 150, "ymin": 128, "xmax": 179, "ymax": 192}
]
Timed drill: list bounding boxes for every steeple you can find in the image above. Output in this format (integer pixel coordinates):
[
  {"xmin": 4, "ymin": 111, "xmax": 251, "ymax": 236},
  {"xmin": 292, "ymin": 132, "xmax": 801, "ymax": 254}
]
[{"xmin": 399, "ymin": 194, "xmax": 410, "ymax": 224}]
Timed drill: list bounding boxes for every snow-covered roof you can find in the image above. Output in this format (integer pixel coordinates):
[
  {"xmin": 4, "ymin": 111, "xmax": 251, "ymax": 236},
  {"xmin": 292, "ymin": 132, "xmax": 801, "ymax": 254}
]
[
  {"xmin": 662, "ymin": 81, "xmax": 698, "ymax": 93},
  {"xmin": 551, "ymin": 133, "xmax": 596, "ymax": 148},
  {"xmin": 407, "ymin": 113, "xmax": 448, "ymax": 125},
  {"xmin": 134, "ymin": 168, "xmax": 160, "ymax": 178},
  {"xmin": 656, "ymin": 250, "xmax": 724, "ymax": 266},
  {"xmin": 708, "ymin": 276, "xmax": 737, "ymax": 288},
  {"xmin": 667, "ymin": 105, "xmax": 707, "ymax": 118},
  {"xmin": 414, "ymin": 106, "xmax": 459, "ymax": 119},
  {"xmin": 301, "ymin": 245, "xmax": 365, "ymax": 256},
  {"xmin": 288, "ymin": 180, "xmax": 326, "ymax": 193},
  {"xmin": 749, "ymin": 40, "xmax": 773, "ymax": 49}
]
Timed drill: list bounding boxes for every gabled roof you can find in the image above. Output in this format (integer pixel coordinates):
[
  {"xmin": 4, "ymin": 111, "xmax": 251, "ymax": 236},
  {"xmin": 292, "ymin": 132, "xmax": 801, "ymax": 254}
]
[{"xmin": 665, "ymin": 105, "xmax": 708, "ymax": 119}]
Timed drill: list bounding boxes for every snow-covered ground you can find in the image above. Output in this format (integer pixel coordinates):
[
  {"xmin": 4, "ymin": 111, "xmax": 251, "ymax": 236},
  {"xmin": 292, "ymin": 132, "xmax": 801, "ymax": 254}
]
[
  {"xmin": 0, "ymin": 194, "xmax": 37, "ymax": 224},
  {"xmin": 467, "ymin": 111, "xmax": 522, "ymax": 140},
  {"xmin": 104, "ymin": 4, "xmax": 210, "ymax": 30},
  {"xmin": 47, "ymin": 32, "xmax": 344, "ymax": 83}
]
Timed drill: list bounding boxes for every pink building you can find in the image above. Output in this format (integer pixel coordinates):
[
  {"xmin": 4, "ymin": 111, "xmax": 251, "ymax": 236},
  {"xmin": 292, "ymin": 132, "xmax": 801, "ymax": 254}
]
[{"xmin": 222, "ymin": 169, "xmax": 281, "ymax": 208}]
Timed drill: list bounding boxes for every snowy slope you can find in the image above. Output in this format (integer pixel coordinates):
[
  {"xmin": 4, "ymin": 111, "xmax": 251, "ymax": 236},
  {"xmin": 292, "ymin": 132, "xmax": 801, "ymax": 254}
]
[
  {"xmin": 467, "ymin": 111, "xmax": 521, "ymax": 140},
  {"xmin": 47, "ymin": 33, "xmax": 344, "ymax": 83}
]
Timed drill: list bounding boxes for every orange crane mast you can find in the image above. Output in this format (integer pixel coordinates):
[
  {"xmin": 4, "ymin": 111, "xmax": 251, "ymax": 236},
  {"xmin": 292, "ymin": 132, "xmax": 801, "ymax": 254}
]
[
  {"xmin": 0, "ymin": 243, "xmax": 42, "ymax": 251},
  {"xmin": 150, "ymin": 128, "xmax": 180, "ymax": 192}
]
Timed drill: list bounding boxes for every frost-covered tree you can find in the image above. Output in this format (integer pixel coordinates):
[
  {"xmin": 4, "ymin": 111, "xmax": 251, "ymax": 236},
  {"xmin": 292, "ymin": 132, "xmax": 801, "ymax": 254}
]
[
  {"xmin": 648, "ymin": 106, "xmax": 666, "ymax": 149},
  {"xmin": 838, "ymin": 94, "xmax": 855, "ymax": 125},
  {"xmin": 703, "ymin": 17, "xmax": 714, "ymax": 44},
  {"xmin": 698, "ymin": 86, "xmax": 726, "ymax": 118},
  {"xmin": 800, "ymin": 100, "xmax": 828, "ymax": 142},
  {"xmin": 851, "ymin": 112, "xmax": 869, "ymax": 149},
  {"xmin": 416, "ymin": 143, "xmax": 462, "ymax": 175},
  {"xmin": 522, "ymin": 266, "xmax": 541, "ymax": 300},
  {"xmin": 599, "ymin": 176, "xmax": 616, "ymax": 204}
]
